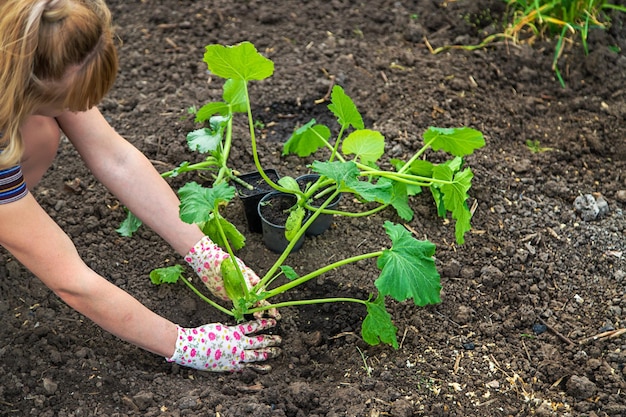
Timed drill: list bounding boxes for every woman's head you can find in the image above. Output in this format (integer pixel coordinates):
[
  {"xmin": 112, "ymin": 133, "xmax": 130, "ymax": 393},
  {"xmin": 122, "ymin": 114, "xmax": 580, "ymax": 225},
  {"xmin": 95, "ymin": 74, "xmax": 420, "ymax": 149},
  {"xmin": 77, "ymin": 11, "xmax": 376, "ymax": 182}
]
[{"xmin": 0, "ymin": 0, "xmax": 118, "ymax": 168}]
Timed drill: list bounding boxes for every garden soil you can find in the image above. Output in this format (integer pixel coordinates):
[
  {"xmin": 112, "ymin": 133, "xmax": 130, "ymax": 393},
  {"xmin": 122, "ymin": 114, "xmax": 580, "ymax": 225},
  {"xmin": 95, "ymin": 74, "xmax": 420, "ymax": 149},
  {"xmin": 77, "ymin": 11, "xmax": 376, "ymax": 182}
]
[{"xmin": 1, "ymin": 1, "xmax": 626, "ymax": 416}]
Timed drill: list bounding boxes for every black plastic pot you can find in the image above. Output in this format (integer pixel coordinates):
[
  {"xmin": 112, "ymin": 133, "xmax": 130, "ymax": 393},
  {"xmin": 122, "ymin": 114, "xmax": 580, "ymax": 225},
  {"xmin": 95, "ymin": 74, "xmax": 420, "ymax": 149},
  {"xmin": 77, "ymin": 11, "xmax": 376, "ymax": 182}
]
[
  {"xmin": 296, "ymin": 174, "xmax": 342, "ymax": 236},
  {"xmin": 233, "ymin": 169, "xmax": 280, "ymax": 233},
  {"xmin": 258, "ymin": 191, "xmax": 306, "ymax": 254}
]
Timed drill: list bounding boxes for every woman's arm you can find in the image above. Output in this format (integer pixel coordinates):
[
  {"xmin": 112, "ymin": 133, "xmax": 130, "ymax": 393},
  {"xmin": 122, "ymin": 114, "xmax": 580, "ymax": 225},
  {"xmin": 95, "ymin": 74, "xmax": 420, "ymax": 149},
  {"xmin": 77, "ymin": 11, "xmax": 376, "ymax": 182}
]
[
  {"xmin": 0, "ymin": 193, "xmax": 178, "ymax": 357},
  {"xmin": 56, "ymin": 107, "xmax": 204, "ymax": 256}
]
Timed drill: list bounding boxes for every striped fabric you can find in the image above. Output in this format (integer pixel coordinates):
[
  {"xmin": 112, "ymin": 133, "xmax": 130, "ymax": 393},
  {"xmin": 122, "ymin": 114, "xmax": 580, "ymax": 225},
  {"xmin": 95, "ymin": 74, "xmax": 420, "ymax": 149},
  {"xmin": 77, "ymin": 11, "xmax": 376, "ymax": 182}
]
[{"xmin": 0, "ymin": 165, "xmax": 28, "ymax": 204}]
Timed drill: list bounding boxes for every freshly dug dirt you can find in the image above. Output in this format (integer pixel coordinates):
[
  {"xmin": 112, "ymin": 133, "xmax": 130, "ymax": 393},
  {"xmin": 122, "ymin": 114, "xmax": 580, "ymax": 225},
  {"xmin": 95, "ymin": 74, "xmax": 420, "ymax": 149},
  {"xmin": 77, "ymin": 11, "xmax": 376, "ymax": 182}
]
[{"xmin": 1, "ymin": 1, "xmax": 625, "ymax": 416}]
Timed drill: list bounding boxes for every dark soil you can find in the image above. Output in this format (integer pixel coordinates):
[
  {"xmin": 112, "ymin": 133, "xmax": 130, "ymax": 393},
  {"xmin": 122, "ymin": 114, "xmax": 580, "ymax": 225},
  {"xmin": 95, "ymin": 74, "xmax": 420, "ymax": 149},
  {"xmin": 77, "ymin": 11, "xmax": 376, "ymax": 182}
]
[{"xmin": 2, "ymin": 1, "xmax": 626, "ymax": 416}]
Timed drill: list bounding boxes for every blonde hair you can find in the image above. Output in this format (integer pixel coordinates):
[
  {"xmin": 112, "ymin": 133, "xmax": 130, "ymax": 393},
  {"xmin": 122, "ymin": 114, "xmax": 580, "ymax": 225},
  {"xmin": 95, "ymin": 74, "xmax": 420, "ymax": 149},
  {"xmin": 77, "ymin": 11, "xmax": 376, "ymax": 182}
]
[{"xmin": 0, "ymin": 0, "xmax": 118, "ymax": 168}]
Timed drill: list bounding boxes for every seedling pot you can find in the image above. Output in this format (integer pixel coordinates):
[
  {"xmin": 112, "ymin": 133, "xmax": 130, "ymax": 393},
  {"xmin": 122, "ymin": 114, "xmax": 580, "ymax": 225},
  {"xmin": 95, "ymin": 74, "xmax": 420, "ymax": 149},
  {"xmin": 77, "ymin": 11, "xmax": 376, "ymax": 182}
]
[
  {"xmin": 258, "ymin": 191, "xmax": 306, "ymax": 254},
  {"xmin": 233, "ymin": 169, "xmax": 280, "ymax": 233},
  {"xmin": 296, "ymin": 174, "xmax": 342, "ymax": 236}
]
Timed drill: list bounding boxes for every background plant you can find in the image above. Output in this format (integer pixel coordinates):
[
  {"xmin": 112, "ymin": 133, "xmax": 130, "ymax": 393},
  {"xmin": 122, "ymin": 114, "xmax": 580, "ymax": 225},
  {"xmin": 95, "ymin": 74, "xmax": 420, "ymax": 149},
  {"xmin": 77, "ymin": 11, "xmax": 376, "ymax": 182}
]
[{"xmin": 426, "ymin": 0, "xmax": 626, "ymax": 86}]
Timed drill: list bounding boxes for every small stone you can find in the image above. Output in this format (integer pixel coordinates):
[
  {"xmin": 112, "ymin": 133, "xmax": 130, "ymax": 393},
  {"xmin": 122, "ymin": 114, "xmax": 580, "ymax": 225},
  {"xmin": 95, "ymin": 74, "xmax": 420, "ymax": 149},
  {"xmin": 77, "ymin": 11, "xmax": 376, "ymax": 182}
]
[
  {"xmin": 532, "ymin": 323, "xmax": 547, "ymax": 335},
  {"xmin": 616, "ymin": 190, "xmax": 626, "ymax": 203},
  {"xmin": 574, "ymin": 194, "xmax": 600, "ymax": 221},
  {"xmin": 462, "ymin": 342, "xmax": 475, "ymax": 350},
  {"xmin": 566, "ymin": 375, "xmax": 597, "ymax": 399},
  {"xmin": 132, "ymin": 391, "xmax": 155, "ymax": 411},
  {"xmin": 42, "ymin": 378, "xmax": 58, "ymax": 395}
]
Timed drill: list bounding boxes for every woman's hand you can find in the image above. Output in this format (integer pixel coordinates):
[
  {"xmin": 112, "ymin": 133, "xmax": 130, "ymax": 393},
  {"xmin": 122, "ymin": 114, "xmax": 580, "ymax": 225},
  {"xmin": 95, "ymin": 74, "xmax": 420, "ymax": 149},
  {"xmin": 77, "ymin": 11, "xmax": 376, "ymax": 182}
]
[
  {"xmin": 167, "ymin": 319, "xmax": 281, "ymax": 372},
  {"xmin": 185, "ymin": 236, "xmax": 279, "ymax": 318}
]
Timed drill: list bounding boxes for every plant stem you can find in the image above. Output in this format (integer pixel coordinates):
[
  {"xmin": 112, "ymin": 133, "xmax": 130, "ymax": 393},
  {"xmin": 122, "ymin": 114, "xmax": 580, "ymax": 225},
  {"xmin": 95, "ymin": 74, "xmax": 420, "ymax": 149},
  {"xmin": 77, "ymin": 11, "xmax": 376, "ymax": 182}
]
[
  {"xmin": 261, "ymin": 250, "xmax": 383, "ymax": 299},
  {"xmin": 179, "ymin": 275, "xmax": 234, "ymax": 317},
  {"xmin": 245, "ymin": 84, "xmax": 292, "ymax": 195},
  {"xmin": 160, "ymin": 159, "xmax": 220, "ymax": 178},
  {"xmin": 306, "ymin": 203, "xmax": 389, "ymax": 217},
  {"xmin": 247, "ymin": 296, "xmax": 368, "ymax": 314},
  {"xmin": 359, "ymin": 169, "xmax": 446, "ymax": 186}
]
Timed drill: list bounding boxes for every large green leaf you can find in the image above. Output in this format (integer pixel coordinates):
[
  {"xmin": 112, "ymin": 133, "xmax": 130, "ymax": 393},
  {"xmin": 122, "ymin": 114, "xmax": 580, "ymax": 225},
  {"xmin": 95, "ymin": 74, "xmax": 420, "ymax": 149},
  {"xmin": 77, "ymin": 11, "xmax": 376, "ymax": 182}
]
[
  {"xmin": 342, "ymin": 129, "xmax": 385, "ymax": 164},
  {"xmin": 178, "ymin": 182, "xmax": 235, "ymax": 224},
  {"xmin": 375, "ymin": 222, "xmax": 441, "ymax": 306},
  {"xmin": 362, "ymin": 297, "xmax": 398, "ymax": 348},
  {"xmin": 282, "ymin": 119, "xmax": 330, "ymax": 157},
  {"xmin": 424, "ymin": 126, "xmax": 485, "ymax": 157},
  {"xmin": 327, "ymin": 85, "xmax": 364, "ymax": 130},
  {"xmin": 204, "ymin": 42, "xmax": 274, "ymax": 81}
]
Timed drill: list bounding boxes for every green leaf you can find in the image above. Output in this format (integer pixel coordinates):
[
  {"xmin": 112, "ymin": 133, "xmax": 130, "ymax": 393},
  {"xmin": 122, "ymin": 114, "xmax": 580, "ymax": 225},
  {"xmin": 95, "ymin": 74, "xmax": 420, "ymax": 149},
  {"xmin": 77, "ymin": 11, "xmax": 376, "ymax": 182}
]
[
  {"xmin": 311, "ymin": 160, "xmax": 359, "ymax": 186},
  {"xmin": 388, "ymin": 180, "xmax": 414, "ymax": 221},
  {"xmin": 349, "ymin": 180, "xmax": 393, "ymax": 203},
  {"xmin": 195, "ymin": 101, "xmax": 230, "ymax": 123},
  {"xmin": 285, "ymin": 206, "xmax": 306, "ymax": 241},
  {"xmin": 311, "ymin": 161, "xmax": 393, "ymax": 203},
  {"xmin": 342, "ymin": 129, "xmax": 385, "ymax": 164},
  {"xmin": 204, "ymin": 42, "xmax": 274, "ymax": 81},
  {"xmin": 178, "ymin": 182, "xmax": 235, "ymax": 224},
  {"xmin": 223, "ymin": 78, "xmax": 248, "ymax": 113},
  {"xmin": 280, "ymin": 265, "xmax": 299, "ymax": 280},
  {"xmin": 439, "ymin": 168, "xmax": 474, "ymax": 244},
  {"xmin": 362, "ymin": 296, "xmax": 398, "ymax": 348},
  {"xmin": 278, "ymin": 176, "xmax": 300, "ymax": 193},
  {"xmin": 201, "ymin": 217, "xmax": 246, "ymax": 250},
  {"xmin": 187, "ymin": 126, "xmax": 222, "ymax": 154},
  {"xmin": 327, "ymin": 85, "xmax": 364, "ymax": 130},
  {"xmin": 424, "ymin": 126, "xmax": 485, "ymax": 157},
  {"xmin": 282, "ymin": 119, "xmax": 331, "ymax": 157},
  {"xmin": 407, "ymin": 159, "xmax": 435, "ymax": 177},
  {"xmin": 115, "ymin": 210, "xmax": 143, "ymax": 237},
  {"xmin": 375, "ymin": 222, "xmax": 441, "ymax": 306},
  {"xmin": 149, "ymin": 265, "xmax": 184, "ymax": 285}
]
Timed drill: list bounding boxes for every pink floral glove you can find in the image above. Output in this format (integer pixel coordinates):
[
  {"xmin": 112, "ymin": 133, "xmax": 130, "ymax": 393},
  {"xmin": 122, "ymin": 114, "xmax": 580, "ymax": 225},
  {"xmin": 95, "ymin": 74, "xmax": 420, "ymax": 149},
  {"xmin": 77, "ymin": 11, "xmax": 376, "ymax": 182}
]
[
  {"xmin": 167, "ymin": 319, "xmax": 281, "ymax": 372},
  {"xmin": 185, "ymin": 236, "xmax": 260, "ymax": 301},
  {"xmin": 185, "ymin": 236, "xmax": 279, "ymax": 318}
]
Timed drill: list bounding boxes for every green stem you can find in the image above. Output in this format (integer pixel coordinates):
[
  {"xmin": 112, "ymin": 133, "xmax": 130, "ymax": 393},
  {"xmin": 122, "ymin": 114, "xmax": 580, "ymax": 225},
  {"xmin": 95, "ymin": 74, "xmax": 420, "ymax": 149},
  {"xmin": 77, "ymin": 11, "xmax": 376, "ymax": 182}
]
[
  {"xmin": 179, "ymin": 275, "xmax": 234, "ymax": 317},
  {"xmin": 248, "ymin": 297, "xmax": 368, "ymax": 314},
  {"xmin": 305, "ymin": 203, "xmax": 389, "ymax": 217},
  {"xmin": 229, "ymin": 174, "xmax": 254, "ymax": 190},
  {"xmin": 261, "ymin": 250, "xmax": 382, "ymax": 299},
  {"xmin": 160, "ymin": 159, "xmax": 220, "ymax": 178},
  {"xmin": 396, "ymin": 135, "xmax": 439, "ymax": 175},
  {"xmin": 357, "ymin": 169, "xmax": 446, "ymax": 186},
  {"xmin": 213, "ymin": 114, "xmax": 234, "ymax": 184},
  {"xmin": 311, "ymin": 127, "xmax": 346, "ymax": 163},
  {"xmin": 329, "ymin": 124, "xmax": 346, "ymax": 162},
  {"xmin": 245, "ymin": 84, "xmax": 291, "ymax": 195}
]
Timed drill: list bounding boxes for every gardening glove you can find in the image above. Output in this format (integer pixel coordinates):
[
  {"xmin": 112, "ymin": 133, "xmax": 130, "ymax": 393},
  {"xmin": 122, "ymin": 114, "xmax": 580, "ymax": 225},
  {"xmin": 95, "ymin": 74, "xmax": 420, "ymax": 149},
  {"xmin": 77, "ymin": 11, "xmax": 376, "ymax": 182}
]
[
  {"xmin": 167, "ymin": 318, "xmax": 282, "ymax": 372},
  {"xmin": 185, "ymin": 235, "xmax": 279, "ymax": 318}
]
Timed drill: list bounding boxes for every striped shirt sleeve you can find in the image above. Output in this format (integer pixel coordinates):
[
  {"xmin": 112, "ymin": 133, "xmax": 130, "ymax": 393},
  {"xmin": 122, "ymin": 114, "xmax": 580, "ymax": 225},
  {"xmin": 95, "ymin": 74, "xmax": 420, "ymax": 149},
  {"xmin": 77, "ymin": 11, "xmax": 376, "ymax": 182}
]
[{"xmin": 0, "ymin": 165, "xmax": 28, "ymax": 204}]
